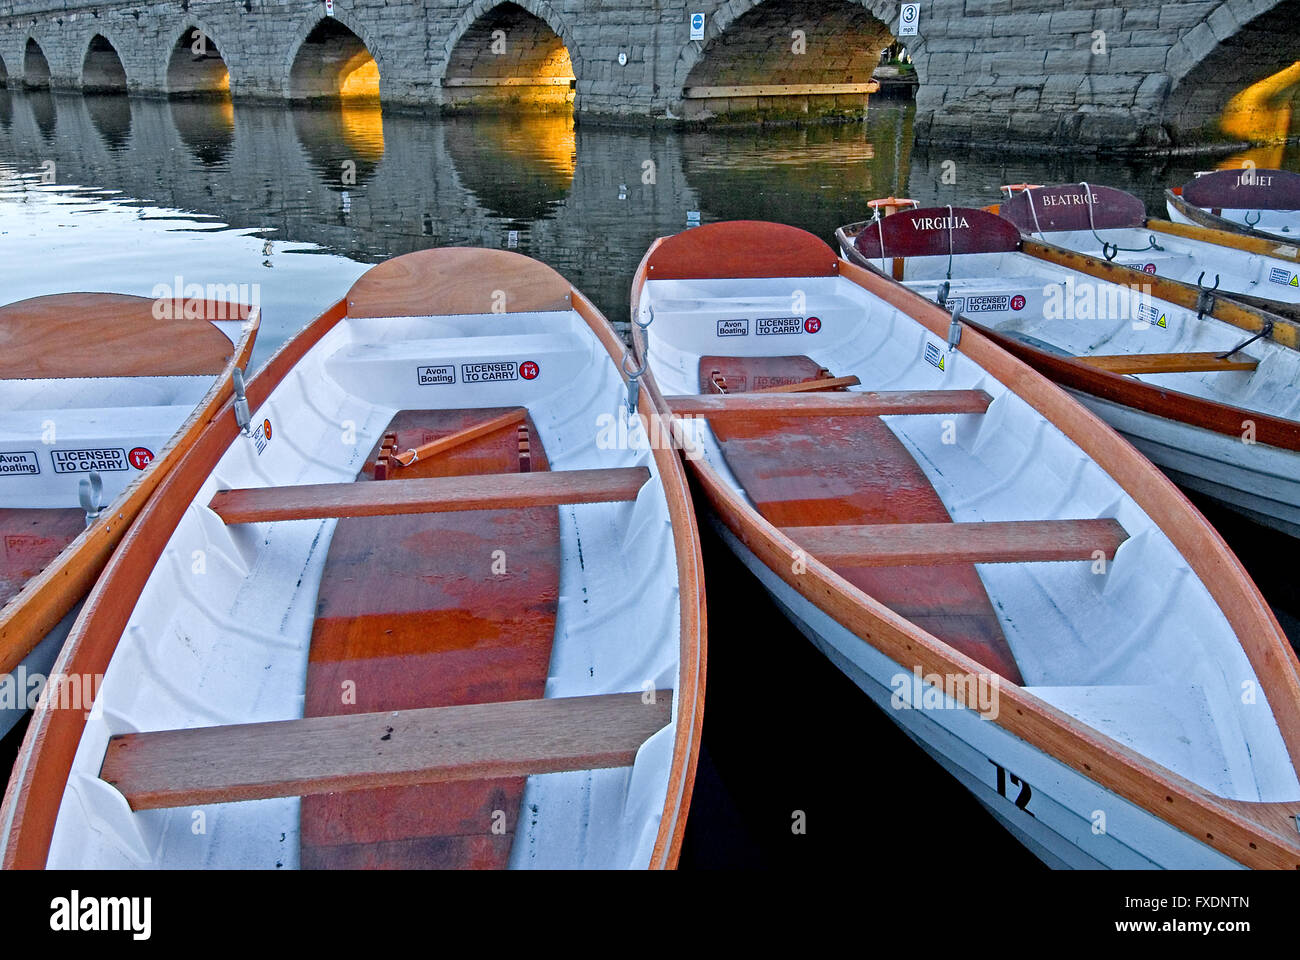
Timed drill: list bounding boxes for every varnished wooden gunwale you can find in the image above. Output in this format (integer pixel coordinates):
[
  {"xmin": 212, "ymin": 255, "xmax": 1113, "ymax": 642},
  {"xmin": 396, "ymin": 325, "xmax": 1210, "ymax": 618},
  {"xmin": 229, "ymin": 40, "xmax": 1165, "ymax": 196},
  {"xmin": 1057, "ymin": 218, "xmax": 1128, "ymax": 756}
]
[
  {"xmin": 631, "ymin": 232, "xmax": 1300, "ymax": 868},
  {"xmin": 838, "ymin": 231, "xmax": 1300, "ymax": 451},
  {"xmin": 1147, "ymin": 216, "xmax": 1300, "ymax": 264},
  {"xmin": 571, "ymin": 286, "xmax": 706, "ymax": 870},
  {"xmin": 0, "ymin": 303, "xmax": 260, "ymax": 677},
  {"xmin": 978, "ymin": 330, "xmax": 1300, "ymax": 452},
  {"xmin": 0, "ymin": 248, "xmax": 706, "ymax": 871},
  {"xmin": 1164, "ymin": 189, "xmax": 1299, "ymax": 246},
  {"xmin": 1020, "ymin": 237, "xmax": 1300, "ymax": 351}
]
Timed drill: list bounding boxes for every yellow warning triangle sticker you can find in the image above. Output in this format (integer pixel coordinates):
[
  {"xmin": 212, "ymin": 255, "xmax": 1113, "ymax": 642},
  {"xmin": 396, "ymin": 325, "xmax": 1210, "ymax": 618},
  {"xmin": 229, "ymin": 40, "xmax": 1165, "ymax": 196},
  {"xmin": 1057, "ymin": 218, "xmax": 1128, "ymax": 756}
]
[
  {"xmin": 938, "ymin": 355, "xmax": 945, "ymax": 371},
  {"xmin": 1157, "ymin": 315, "xmax": 1167, "ymax": 328},
  {"xmin": 1290, "ymin": 275, "xmax": 1298, "ymax": 287}
]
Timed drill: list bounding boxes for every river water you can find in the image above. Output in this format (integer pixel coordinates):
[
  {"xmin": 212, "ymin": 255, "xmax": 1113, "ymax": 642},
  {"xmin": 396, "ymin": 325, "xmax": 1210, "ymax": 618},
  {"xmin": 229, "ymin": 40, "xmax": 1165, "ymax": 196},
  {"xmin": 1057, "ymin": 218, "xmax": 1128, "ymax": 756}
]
[{"xmin": 1, "ymin": 89, "xmax": 1296, "ymax": 867}]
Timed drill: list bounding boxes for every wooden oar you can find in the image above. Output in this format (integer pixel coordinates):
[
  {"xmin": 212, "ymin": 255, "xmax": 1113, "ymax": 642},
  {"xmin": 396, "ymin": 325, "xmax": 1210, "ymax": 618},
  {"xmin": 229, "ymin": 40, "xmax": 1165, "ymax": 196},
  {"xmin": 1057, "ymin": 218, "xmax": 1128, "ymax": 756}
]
[
  {"xmin": 753, "ymin": 375, "xmax": 861, "ymax": 393},
  {"xmin": 391, "ymin": 407, "xmax": 527, "ymax": 467}
]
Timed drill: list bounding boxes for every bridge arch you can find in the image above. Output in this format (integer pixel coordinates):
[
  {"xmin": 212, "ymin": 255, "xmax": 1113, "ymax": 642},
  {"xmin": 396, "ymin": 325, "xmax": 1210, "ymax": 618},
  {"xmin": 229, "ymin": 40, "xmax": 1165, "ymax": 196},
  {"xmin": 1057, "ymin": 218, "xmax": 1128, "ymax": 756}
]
[
  {"xmin": 23, "ymin": 38, "xmax": 51, "ymax": 89},
  {"xmin": 82, "ymin": 34, "xmax": 129, "ymax": 93},
  {"xmin": 441, "ymin": 0, "xmax": 579, "ymax": 110},
  {"xmin": 166, "ymin": 24, "xmax": 231, "ymax": 97},
  {"xmin": 286, "ymin": 14, "xmax": 383, "ymax": 100},
  {"xmin": 671, "ymin": 0, "xmax": 901, "ymax": 121},
  {"xmin": 0, "ymin": 52, "xmax": 8, "ymax": 88},
  {"xmin": 1161, "ymin": 0, "xmax": 1300, "ymax": 149}
]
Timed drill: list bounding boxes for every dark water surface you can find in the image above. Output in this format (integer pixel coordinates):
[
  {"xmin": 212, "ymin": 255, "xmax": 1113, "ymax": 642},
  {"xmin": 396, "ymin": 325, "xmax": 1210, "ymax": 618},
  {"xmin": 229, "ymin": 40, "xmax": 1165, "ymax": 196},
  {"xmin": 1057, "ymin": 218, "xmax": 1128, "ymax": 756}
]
[{"xmin": 1, "ymin": 89, "xmax": 1296, "ymax": 868}]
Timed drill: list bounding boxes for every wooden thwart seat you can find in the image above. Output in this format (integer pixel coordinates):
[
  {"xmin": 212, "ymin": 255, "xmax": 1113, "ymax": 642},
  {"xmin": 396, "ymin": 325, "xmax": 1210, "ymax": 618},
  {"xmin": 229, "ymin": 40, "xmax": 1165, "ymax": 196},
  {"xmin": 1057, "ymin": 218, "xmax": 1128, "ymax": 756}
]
[
  {"xmin": 783, "ymin": 518, "xmax": 1128, "ymax": 567},
  {"xmin": 1075, "ymin": 352, "xmax": 1259, "ymax": 376},
  {"xmin": 665, "ymin": 389, "xmax": 993, "ymax": 421},
  {"xmin": 209, "ymin": 467, "xmax": 649, "ymax": 524},
  {"xmin": 99, "ymin": 691, "xmax": 673, "ymax": 811}
]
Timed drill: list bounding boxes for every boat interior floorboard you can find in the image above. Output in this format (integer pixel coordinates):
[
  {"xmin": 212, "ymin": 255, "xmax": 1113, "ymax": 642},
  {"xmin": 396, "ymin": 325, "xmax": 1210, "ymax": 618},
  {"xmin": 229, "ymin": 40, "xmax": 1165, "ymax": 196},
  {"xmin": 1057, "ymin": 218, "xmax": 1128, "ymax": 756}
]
[
  {"xmin": 698, "ymin": 355, "xmax": 1024, "ymax": 684},
  {"xmin": 0, "ymin": 508, "xmax": 85, "ymax": 610},
  {"xmin": 299, "ymin": 407, "xmax": 560, "ymax": 870}
]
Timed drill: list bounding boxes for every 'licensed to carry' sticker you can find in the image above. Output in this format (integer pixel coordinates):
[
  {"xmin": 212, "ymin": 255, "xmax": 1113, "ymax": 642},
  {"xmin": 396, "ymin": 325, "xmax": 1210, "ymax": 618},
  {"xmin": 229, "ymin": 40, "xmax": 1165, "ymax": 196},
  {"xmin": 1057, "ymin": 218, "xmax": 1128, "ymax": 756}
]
[
  {"xmin": 757, "ymin": 317, "xmax": 809, "ymax": 336},
  {"xmin": 50, "ymin": 448, "xmax": 127, "ymax": 474},
  {"xmin": 964, "ymin": 295, "xmax": 1011, "ymax": 313},
  {"xmin": 417, "ymin": 365, "xmax": 456, "ymax": 386},
  {"xmin": 717, "ymin": 319, "xmax": 750, "ymax": 337},
  {"xmin": 0, "ymin": 451, "xmax": 40, "ymax": 476},
  {"xmin": 462, "ymin": 362, "xmax": 520, "ymax": 383}
]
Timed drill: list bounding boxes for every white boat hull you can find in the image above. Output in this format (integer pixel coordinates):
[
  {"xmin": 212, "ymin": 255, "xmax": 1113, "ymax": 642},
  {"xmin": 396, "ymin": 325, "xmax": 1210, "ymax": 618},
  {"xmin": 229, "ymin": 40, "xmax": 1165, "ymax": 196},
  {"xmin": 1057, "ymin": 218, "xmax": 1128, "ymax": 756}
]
[{"xmin": 710, "ymin": 518, "xmax": 1243, "ymax": 869}]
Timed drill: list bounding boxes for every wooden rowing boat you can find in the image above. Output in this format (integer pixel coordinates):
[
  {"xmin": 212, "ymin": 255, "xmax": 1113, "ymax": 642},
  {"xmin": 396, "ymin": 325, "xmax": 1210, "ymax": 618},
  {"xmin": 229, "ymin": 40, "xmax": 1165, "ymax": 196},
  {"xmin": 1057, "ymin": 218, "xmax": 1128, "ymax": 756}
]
[
  {"xmin": 633, "ymin": 219, "xmax": 1300, "ymax": 869},
  {"xmin": 835, "ymin": 207, "xmax": 1300, "ymax": 538},
  {"xmin": 1167, "ymin": 169, "xmax": 1300, "ymax": 244},
  {"xmin": 994, "ymin": 182, "xmax": 1300, "ymax": 317},
  {"xmin": 0, "ymin": 248, "xmax": 705, "ymax": 870},
  {"xmin": 0, "ymin": 293, "xmax": 258, "ymax": 738}
]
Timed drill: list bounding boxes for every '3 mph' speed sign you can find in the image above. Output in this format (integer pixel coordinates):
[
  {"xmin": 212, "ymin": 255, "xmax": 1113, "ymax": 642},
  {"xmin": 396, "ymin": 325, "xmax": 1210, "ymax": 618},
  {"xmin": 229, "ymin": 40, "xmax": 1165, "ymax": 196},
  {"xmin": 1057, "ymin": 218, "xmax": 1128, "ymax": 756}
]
[{"xmin": 899, "ymin": 3, "xmax": 920, "ymax": 36}]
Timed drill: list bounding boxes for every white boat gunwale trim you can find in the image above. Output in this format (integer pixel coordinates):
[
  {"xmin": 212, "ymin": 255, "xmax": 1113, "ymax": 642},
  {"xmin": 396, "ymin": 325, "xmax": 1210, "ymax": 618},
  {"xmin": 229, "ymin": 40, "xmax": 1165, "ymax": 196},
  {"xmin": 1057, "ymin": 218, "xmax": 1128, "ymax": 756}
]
[
  {"xmin": 0, "ymin": 251, "xmax": 706, "ymax": 870},
  {"xmin": 630, "ymin": 221, "xmax": 1300, "ymax": 869}
]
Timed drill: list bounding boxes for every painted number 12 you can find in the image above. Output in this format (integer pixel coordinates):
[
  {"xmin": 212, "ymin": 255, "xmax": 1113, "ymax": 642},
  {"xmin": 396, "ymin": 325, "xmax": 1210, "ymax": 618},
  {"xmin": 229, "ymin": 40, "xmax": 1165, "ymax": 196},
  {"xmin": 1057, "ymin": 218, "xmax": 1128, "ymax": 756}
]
[{"xmin": 990, "ymin": 761, "xmax": 1034, "ymax": 818}]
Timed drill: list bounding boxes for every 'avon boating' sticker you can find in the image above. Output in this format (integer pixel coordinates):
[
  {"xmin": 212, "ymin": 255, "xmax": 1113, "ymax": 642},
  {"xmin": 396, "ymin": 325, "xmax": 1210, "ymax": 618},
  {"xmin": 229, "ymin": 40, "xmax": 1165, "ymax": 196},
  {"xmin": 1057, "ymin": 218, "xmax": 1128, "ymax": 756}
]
[
  {"xmin": 943, "ymin": 297, "xmax": 965, "ymax": 313},
  {"xmin": 924, "ymin": 342, "xmax": 946, "ymax": 372},
  {"xmin": 50, "ymin": 448, "xmax": 127, "ymax": 474},
  {"xmin": 717, "ymin": 319, "xmax": 750, "ymax": 337},
  {"xmin": 128, "ymin": 447, "xmax": 155, "ymax": 470},
  {"xmin": 1136, "ymin": 303, "xmax": 1167, "ymax": 328},
  {"xmin": 417, "ymin": 364, "xmax": 456, "ymax": 386},
  {"xmin": 1269, "ymin": 266, "xmax": 1299, "ymax": 286},
  {"xmin": 252, "ymin": 419, "xmax": 272, "ymax": 456},
  {"xmin": 0, "ymin": 451, "xmax": 40, "ymax": 476},
  {"xmin": 756, "ymin": 317, "xmax": 807, "ymax": 336}
]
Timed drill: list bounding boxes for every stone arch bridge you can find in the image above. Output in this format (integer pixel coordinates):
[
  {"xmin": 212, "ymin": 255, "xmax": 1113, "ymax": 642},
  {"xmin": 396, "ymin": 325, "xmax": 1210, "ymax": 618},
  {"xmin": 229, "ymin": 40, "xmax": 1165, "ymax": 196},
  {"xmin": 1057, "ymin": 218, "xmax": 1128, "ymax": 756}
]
[{"xmin": 1, "ymin": 0, "xmax": 1298, "ymax": 151}]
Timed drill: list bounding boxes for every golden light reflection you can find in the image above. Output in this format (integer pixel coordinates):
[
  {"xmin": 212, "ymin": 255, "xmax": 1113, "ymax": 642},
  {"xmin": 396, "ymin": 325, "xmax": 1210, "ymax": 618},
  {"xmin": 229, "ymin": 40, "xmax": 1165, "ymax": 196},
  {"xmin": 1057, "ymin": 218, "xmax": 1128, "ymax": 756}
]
[
  {"xmin": 339, "ymin": 55, "xmax": 380, "ymax": 98},
  {"xmin": 339, "ymin": 98, "xmax": 385, "ymax": 159},
  {"xmin": 214, "ymin": 66, "xmax": 231, "ymax": 93},
  {"xmin": 1220, "ymin": 60, "xmax": 1300, "ymax": 165},
  {"xmin": 517, "ymin": 111, "xmax": 576, "ymax": 180}
]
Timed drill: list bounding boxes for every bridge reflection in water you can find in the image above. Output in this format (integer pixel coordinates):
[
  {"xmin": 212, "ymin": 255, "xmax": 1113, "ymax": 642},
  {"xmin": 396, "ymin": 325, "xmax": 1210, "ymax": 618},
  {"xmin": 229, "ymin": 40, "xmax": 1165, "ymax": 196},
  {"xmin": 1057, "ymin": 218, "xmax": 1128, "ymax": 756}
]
[{"xmin": 5, "ymin": 88, "xmax": 1300, "ymax": 328}]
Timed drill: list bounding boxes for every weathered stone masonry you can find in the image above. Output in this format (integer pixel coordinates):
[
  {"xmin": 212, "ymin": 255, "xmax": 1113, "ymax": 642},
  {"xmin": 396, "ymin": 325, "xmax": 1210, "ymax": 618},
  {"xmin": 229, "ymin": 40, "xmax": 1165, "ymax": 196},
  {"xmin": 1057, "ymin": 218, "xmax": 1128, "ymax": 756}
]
[{"xmin": 0, "ymin": 1, "xmax": 1295, "ymax": 151}]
